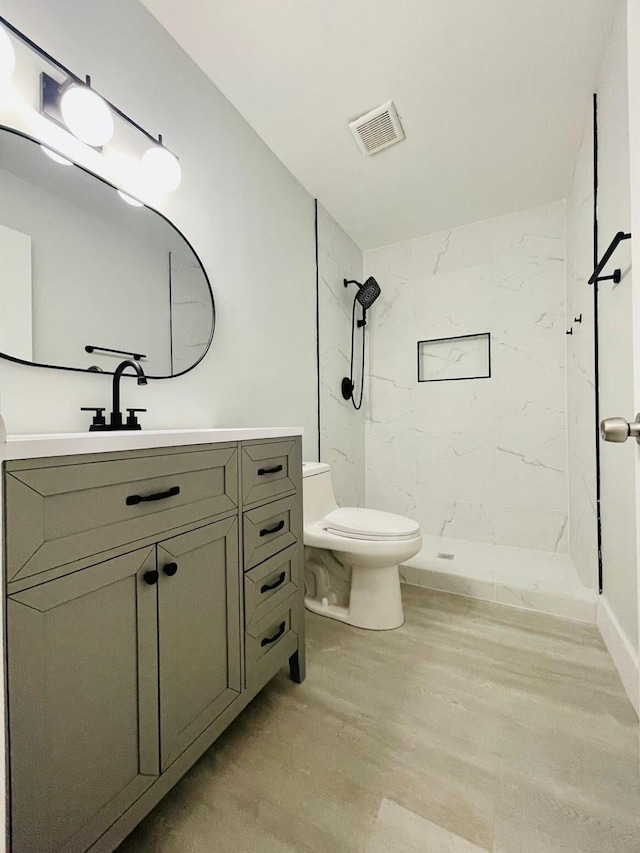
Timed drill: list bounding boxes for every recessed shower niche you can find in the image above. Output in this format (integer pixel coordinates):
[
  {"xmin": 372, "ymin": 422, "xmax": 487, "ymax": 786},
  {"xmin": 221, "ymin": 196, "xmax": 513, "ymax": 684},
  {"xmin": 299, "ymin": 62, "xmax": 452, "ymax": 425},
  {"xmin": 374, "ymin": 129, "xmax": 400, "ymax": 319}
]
[
  {"xmin": 417, "ymin": 332, "xmax": 491, "ymax": 382},
  {"xmin": 0, "ymin": 127, "xmax": 214, "ymax": 378}
]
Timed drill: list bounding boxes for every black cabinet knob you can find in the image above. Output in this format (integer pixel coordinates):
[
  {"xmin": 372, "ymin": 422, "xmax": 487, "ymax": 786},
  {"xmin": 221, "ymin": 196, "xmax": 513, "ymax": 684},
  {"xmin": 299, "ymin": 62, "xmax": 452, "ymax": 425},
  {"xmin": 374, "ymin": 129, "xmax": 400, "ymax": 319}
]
[
  {"xmin": 163, "ymin": 562, "xmax": 178, "ymax": 577},
  {"xmin": 143, "ymin": 570, "xmax": 159, "ymax": 585}
]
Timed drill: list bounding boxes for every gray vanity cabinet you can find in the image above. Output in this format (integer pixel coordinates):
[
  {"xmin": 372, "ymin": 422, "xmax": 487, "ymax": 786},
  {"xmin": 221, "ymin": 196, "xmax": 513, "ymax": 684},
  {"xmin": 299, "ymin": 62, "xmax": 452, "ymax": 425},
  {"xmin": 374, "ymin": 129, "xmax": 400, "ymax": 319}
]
[
  {"xmin": 7, "ymin": 518, "xmax": 242, "ymax": 853},
  {"xmin": 4, "ymin": 436, "xmax": 305, "ymax": 853},
  {"xmin": 7, "ymin": 546, "xmax": 161, "ymax": 853},
  {"xmin": 157, "ymin": 518, "xmax": 241, "ymax": 771}
]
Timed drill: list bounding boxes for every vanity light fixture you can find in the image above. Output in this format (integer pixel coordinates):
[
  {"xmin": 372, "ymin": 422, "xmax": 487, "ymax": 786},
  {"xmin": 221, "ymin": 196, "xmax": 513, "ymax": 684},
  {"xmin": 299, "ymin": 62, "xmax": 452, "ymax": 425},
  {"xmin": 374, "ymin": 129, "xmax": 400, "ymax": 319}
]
[
  {"xmin": 40, "ymin": 143, "xmax": 72, "ymax": 165},
  {"xmin": 141, "ymin": 136, "xmax": 182, "ymax": 193},
  {"xmin": 0, "ymin": 14, "xmax": 182, "ymax": 193},
  {"xmin": 59, "ymin": 80, "xmax": 114, "ymax": 147},
  {"xmin": 41, "ymin": 73, "xmax": 114, "ymax": 148},
  {"xmin": 0, "ymin": 24, "xmax": 15, "ymax": 80},
  {"xmin": 117, "ymin": 190, "xmax": 144, "ymax": 207}
]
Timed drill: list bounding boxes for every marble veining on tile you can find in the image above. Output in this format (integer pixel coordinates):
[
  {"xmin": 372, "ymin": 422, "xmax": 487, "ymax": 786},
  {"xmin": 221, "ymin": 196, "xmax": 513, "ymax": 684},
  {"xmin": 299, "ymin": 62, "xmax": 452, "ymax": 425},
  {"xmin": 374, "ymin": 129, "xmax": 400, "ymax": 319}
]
[{"xmin": 364, "ymin": 201, "xmax": 570, "ymax": 570}]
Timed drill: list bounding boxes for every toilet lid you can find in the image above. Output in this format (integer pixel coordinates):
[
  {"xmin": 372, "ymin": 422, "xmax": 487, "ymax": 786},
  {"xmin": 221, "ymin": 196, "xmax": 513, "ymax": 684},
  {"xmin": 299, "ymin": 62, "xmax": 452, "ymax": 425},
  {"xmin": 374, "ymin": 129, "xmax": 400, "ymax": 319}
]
[{"xmin": 321, "ymin": 507, "xmax": 420, "ymax": 541}]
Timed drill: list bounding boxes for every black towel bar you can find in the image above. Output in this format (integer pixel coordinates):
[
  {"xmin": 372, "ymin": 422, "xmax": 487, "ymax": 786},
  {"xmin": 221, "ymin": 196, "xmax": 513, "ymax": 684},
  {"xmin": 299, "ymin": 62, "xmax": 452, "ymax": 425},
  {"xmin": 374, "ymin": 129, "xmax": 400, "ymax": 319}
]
[{"xmin": 588, "ymin": 231, "xmax": 631, "ymax": 284}]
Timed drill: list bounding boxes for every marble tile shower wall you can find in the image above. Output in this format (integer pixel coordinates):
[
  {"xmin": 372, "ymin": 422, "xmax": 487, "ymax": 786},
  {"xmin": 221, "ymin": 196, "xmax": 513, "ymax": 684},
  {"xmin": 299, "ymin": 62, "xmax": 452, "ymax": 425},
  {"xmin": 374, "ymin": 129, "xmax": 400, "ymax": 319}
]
[
  {"xmin": 317, "ymin": 203, "xmax": 365, "ymax": 506},
  {"xmin": 565, "ymin": 128, "xmax": 599, "ymax": 589},
  {"xmin": 364, "ymin": 201, "xmax": 569, "ymax": 552}
]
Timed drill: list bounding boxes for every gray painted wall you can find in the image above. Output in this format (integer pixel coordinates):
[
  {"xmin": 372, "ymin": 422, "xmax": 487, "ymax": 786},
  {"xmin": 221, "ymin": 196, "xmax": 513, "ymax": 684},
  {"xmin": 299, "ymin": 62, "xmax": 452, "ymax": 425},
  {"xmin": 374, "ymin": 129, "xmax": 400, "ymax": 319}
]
[
  {"xmin": 0, "ymin": 0, "xmax": 318, "ymax": 458},
  {"xmin": 317, "ymin": 202, "xmax": 365, "ymax": 506}
]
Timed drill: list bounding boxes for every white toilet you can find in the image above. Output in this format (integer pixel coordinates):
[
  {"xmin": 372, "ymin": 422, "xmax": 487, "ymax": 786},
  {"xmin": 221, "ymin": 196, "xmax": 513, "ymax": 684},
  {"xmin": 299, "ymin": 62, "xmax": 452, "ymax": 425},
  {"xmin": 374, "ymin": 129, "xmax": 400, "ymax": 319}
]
[{"xmin": 302, "ymin": 462, "xmax": 422, "ymax": 630}]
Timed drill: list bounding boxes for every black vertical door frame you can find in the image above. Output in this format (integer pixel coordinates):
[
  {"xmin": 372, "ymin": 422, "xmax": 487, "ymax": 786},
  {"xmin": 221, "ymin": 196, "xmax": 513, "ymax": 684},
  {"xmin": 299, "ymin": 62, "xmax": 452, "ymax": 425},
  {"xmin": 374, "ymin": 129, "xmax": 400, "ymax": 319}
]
[
  {"xmin": 315, "ymin": 199, "xmax": 321, "ymax": 461},
  {"xmin": 593, "ymin": 93, "xmax": 604, "ymax": 595}
]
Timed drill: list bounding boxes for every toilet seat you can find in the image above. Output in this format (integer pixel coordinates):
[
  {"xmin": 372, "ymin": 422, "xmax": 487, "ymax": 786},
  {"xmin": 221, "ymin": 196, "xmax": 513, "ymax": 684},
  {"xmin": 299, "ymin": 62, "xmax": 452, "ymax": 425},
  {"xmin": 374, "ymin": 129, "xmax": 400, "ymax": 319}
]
[{"xmin": 321, "ymin": 507, "xmax": 420, "ymax": 542}]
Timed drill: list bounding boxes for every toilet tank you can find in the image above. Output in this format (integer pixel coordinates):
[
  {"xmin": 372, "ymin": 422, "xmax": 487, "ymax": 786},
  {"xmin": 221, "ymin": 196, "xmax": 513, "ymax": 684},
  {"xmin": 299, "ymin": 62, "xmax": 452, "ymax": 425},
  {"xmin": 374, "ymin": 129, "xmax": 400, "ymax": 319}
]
[{"xmin": 302, "ymin": 462, "xmax": 338, "ymax": 524}]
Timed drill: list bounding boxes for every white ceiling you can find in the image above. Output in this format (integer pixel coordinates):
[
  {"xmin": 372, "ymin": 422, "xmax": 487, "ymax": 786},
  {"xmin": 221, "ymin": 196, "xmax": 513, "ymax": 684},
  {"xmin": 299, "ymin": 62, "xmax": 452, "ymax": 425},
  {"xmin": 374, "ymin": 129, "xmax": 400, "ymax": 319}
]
[{"xmin": 140, "ymin": 0, "xmax": 619, "ymax": 250}]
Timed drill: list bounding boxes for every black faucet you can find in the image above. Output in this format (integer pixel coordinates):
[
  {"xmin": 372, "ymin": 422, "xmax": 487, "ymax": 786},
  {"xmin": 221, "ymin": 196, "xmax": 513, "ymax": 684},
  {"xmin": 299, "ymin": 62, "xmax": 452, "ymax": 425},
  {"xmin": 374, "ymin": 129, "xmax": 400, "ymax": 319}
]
[{"xmin": 82, "ymin": 359, "xmax": 148, "ymax": 431}]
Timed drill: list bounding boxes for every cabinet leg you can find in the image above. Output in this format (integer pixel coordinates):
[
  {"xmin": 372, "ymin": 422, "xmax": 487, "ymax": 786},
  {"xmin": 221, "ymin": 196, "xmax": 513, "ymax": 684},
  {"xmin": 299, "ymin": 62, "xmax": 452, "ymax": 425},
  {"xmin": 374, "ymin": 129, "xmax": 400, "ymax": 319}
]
[{"xmin": 289, "ymin": 648, "xmax": 306, "ymax": 684}]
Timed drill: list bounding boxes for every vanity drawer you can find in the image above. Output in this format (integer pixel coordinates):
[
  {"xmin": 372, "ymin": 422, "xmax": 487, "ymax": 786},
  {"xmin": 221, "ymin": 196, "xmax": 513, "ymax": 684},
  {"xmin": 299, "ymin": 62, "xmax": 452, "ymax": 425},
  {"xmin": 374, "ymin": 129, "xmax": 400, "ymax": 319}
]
[
  {"xmin": 5, "ymin": 445, "xmax": 238, "ymax": 583},
  {"xmin": 245, "ymin": 592, "xmax": 299, "ymax": 689},
  {"xmin": 243, "ymin": 494, "xmax": 301, "ymax": 571},
  {"xmin": 241, "ymin": 439, "xmax": 301, "ymax": 507},
  {"xmin": 244, "ymin": 545, "xmax": 300, "ymax": 630}
]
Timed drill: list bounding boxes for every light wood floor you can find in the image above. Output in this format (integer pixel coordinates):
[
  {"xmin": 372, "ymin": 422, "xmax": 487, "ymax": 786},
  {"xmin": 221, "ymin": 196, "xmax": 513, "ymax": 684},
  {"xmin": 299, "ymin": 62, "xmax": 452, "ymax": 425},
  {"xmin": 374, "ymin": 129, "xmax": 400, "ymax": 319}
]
[{"xmin": 118, "ymin": 586, "xmax": 640, "ymax": 852}]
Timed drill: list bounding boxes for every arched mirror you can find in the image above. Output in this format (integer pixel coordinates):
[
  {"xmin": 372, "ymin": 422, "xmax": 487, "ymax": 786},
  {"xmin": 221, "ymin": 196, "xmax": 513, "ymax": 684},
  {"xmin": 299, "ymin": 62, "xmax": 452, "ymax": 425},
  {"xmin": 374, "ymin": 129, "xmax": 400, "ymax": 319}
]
[{"xmin": 0, "ymin": 126, "xmax": 214, "ymax": 377}]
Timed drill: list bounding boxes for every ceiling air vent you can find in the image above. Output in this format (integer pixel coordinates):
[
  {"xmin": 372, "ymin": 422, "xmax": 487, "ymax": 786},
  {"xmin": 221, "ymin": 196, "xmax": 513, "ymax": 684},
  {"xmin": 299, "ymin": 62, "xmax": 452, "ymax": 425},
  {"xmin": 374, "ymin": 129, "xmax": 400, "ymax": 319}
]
[{"xmin": 349, "ymin": 100, "xmax": 405, "ymax": 156}]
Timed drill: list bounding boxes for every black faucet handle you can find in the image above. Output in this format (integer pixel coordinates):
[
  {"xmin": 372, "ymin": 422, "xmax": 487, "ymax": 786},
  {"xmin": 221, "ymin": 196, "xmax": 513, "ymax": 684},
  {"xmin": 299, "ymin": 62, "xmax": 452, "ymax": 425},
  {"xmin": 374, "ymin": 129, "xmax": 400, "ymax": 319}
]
[
  {"xmin": 125, "ymin": 408, "xmax": 147, "ymax": 429},
  {"xmin": 81, "ymin": 407, "xmax": 107, "ymax": 428}
]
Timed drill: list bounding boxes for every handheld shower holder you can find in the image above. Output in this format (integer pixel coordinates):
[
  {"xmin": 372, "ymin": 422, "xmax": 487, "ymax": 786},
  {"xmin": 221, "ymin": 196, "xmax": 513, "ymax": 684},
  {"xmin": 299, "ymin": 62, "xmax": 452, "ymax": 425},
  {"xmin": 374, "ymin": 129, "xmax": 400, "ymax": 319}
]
[{"xmin": 341, "ymin": 377, "xmax": 355, "ymax": 400}]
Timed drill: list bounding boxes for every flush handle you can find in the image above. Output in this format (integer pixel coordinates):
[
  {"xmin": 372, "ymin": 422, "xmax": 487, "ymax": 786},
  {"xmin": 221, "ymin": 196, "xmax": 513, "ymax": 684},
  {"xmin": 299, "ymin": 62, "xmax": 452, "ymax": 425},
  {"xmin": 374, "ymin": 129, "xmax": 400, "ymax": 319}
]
[{"xmin": 600, "ymin": 415, "xmax": 640, "ymax": 444}]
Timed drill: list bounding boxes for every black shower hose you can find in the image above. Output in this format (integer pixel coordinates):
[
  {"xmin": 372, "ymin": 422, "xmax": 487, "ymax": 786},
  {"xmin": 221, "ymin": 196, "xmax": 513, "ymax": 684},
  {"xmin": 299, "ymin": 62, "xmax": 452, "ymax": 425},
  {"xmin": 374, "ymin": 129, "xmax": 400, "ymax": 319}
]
[{"xmin": 348, "ymin": 293, "xmax": 366, "ymax": 410}]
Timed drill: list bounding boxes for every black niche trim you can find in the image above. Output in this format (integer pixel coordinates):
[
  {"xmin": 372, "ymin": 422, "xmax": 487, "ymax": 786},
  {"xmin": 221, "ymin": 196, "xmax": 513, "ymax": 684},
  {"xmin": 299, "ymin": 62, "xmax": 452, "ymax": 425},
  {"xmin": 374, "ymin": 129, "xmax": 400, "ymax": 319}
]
[{"xmin": 417, "ymin": 332, "xmax": 491, "ymax": 383}]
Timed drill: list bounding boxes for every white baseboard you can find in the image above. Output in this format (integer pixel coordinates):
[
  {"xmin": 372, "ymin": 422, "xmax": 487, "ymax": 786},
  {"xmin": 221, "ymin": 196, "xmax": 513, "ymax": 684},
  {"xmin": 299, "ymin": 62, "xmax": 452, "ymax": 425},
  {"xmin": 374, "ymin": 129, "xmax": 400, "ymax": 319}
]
[{"xmin": 597, "ymin": 596, "xmax": 639, "ymax": 717}]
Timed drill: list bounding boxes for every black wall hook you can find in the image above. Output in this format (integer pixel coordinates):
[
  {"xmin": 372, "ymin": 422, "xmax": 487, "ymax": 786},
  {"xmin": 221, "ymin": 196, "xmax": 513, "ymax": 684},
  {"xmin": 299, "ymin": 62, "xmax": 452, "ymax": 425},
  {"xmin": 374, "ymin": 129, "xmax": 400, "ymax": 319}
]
[{"xmin": 574, "ymin": 314, "xmax": 582, "ymax": 324}]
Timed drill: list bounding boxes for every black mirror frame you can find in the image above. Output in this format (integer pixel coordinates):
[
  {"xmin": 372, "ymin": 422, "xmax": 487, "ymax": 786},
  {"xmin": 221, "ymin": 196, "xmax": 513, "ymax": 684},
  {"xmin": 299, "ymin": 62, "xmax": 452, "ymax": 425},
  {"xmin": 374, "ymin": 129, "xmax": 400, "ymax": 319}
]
[{"xmin": 0, "ymin": 124, "xmax": 215, "ymax": 380}]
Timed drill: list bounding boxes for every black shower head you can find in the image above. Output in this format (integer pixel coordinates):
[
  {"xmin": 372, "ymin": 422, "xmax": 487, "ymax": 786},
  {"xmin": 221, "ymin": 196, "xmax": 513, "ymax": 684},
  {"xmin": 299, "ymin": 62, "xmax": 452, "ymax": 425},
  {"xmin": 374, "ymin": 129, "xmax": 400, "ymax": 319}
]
[
  {"xmin": 357, "ymin": 276, "xmax": 381, "ymax": 310},
  {"xmin": 343, "ymin": 276, "xmax": 382, "ymax": 310}
]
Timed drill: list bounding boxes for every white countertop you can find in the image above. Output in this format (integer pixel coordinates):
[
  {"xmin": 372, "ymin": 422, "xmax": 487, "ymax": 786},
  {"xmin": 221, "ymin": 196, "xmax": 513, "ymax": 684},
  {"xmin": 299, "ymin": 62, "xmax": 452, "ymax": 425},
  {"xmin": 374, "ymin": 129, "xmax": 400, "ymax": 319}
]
[{"xmin": 0, "ymin": 427, "xmax": 304, "ymax": 462}]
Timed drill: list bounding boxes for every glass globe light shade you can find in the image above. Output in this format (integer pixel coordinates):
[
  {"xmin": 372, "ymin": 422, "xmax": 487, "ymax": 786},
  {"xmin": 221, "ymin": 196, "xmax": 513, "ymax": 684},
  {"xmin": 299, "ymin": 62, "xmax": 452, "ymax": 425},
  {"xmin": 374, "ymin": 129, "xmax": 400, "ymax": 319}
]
[
  {"xmin": 0, "ymin": 26, "xmax": 15, "ymax": 81},
  {"xmin": 60, "ymin": 84, "xmax": 114, "ymax": 147},
  {"xmin": 40, "ymin": 144, "xmax": 72, "ymax": 166},
  {"xmin": 118, "ymin": 190, "xmax": 144, "ymax": 207},
  {"xmin": 141, "ymin": 144, "xmax": 182, "ymax": 193}
]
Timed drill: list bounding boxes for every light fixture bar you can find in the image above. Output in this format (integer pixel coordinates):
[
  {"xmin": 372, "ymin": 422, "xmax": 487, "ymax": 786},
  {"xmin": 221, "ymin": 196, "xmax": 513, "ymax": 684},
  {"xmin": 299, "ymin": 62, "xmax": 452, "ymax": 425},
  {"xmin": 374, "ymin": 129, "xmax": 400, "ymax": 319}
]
[
  {"xmin": 40, "ymin": 72, "xmax": 73, "ymax": 132},
  {"xmin": 0, "ymin": 14, "xmax": 178, "ymax": 159}
]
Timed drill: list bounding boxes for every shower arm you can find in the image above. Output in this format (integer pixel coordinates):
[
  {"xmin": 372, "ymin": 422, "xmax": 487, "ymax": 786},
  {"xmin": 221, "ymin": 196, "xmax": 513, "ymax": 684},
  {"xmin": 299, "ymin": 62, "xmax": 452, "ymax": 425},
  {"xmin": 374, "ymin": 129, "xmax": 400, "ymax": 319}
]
[{"xmin": 343, "ymin": 279, "xmax": 368, "ymax": 326}]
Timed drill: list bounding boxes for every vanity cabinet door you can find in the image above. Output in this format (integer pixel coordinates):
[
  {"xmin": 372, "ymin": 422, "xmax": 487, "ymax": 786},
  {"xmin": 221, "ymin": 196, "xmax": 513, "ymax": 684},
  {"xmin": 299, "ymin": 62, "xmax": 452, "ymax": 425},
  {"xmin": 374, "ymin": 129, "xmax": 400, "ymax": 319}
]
[
  {"xmin": 7, "ymin": 547, "xmax": 160, "ymax": 853},
  {"xmin": 157, "ymin": 517, "xmax": 241, "ymax": 771}
]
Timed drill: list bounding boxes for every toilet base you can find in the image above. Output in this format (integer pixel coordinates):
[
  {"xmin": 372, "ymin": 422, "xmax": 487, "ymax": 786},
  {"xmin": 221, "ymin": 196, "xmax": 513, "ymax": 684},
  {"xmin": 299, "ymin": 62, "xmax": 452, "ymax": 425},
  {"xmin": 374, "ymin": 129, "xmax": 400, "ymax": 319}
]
[{"xmin": 305, "ymin": 563, "xmax": 404, "ymax": 631}]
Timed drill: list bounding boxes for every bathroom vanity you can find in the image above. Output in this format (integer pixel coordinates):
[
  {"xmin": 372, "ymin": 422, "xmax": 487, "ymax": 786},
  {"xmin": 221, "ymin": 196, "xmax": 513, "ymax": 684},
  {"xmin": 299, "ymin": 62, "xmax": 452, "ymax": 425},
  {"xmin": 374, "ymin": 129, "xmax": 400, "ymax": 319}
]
[{"xmin": 0, "ymin": 427, "xmax": 305, "ymax": 853}]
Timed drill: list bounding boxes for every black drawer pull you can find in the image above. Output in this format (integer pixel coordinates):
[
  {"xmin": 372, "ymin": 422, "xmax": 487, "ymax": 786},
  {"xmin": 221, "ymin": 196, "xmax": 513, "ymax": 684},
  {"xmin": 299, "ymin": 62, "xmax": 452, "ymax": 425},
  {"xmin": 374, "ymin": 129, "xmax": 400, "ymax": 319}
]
[
  {"xmin": 163, "ymin": 562, "xmax": 178, "ymax": 577},
  {"xmin": 261, "ymin": 621, "xmax": 286, "ymax": 647},
  {"xmin": 143, "ymin": 570, "xmax": 159, "ymax": 586},
  {"xmin": 126, "ymin": 486, "xmax": 180, "ymax": 506},
  {"xmin": 258, "ymin": 464, "xmax": 283, "ymax": 476},
  {"xmin": 260, "ymin": 572, "xmax": 286, "ymax": 594},
  {"xmin": 259, "ymin": 520, "xmax": 285, "ymax": 537}
]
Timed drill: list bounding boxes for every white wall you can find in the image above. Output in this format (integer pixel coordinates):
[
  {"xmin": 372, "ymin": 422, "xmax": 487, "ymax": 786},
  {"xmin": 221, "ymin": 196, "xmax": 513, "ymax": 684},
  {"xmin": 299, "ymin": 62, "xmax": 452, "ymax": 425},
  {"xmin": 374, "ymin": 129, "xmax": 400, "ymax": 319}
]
[
  {"xmin": 317, "ymin": 202, "xmax": 365, "ymax": 506},
  {"xmin": 0, "ymin": 166, "xmax": 172, "ymax": 375},
  {"xmin": 0, "ymin": 223, "xmax": 31, "ymax": 362},
  {"xmin": 626, "ymin": 0, "xmax": 640, "ymax": 710},
  {"xmin": 597, "ymin": 2, "xmax": 637, "ymax": 654},
  {"xmin": 566, "ymin": 2, "xmax": 638, "ymax": 654},
  {"xmin": 0, "ymin": 0, "xmax": 318, "ymax": 458},
  {"xmin": 170, "ymin": 251, "xmax": 211, "ymax": 375},
  {"xmin": 364, "ymin": 201, "xmax": 568, "ymax": 554}
]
